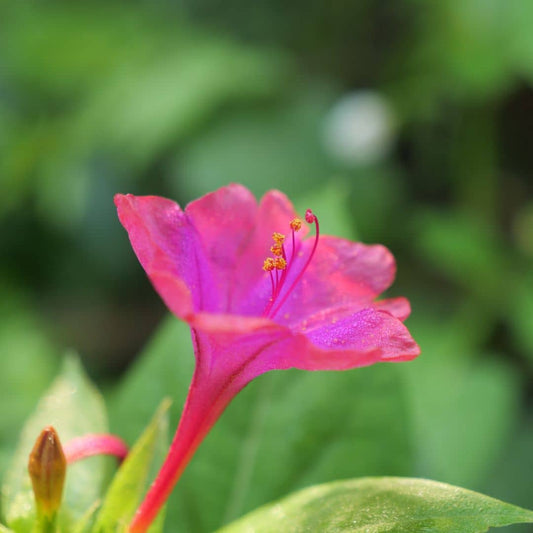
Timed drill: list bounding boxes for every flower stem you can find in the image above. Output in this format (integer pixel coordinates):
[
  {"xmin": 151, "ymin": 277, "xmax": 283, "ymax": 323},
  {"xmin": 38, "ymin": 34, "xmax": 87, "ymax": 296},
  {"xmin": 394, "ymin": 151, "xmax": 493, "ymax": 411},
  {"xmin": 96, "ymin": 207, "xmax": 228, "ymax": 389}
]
[
  {"xmin": 128, "ymin": 372, "xmax": 232, "ymax": 533},
  {"xmin": 34, "ymin": 512, "xmax": 57, "ymax": 533},
  {"xmin": 63, "ymin": 434, "xmax": 128, "ymax": 464}
]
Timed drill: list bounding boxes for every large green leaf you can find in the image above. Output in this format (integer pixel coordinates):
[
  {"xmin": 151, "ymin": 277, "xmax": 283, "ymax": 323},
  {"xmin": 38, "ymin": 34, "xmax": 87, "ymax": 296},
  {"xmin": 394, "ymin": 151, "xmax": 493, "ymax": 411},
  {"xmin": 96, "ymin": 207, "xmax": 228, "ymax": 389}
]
[
  {"xmin": 2, "ymin": 356, "xmax": 109, "ymax": 532},
  {"xmin": 94, "ymin": 399, "xmax": 170, "ymax": 533},
  {"xmin": 219, "ymin": 477, "xmax": 533, "ymax": 533},
  {"xmin": 109, "ymin": 317, "xmax": 412, "ymax": 533}
]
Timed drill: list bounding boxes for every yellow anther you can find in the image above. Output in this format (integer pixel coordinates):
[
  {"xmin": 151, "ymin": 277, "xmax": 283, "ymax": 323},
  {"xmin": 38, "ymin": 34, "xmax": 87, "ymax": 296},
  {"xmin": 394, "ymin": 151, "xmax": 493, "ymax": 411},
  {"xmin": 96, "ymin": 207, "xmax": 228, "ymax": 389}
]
[
  {"xmin": 270, "ymin": 244, "xmax": 283, "ymax": 256},
  {"xmin": 274, "ymin": 257, "xmax": 287, "ymax": 270},
  {"xmin": 290, "ymin": 218, "xmax": 302, "ymax": 231},
  {"xmin": 263, "ymin": 258, "xmax": 275, "ymax": 272},
  {"xmin": 272, "ymin": 232, "xmax": 285, "ymax": 244}
]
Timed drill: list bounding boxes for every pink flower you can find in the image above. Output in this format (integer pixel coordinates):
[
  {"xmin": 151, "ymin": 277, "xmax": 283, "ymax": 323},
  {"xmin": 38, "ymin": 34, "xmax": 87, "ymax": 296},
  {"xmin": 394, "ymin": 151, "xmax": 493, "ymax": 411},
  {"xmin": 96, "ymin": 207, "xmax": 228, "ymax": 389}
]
[{"xmin": 115, "ymin": 184, "xmax": 420, "ymax": 532}]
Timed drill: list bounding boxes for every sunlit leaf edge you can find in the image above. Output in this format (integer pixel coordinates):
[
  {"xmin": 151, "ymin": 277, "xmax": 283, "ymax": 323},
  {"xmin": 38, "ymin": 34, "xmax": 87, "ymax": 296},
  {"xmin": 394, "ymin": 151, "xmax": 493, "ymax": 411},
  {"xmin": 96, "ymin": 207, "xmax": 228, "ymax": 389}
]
[{"xmin": 218, "ymin": 477, "xmax": 533, "ymax": 533}]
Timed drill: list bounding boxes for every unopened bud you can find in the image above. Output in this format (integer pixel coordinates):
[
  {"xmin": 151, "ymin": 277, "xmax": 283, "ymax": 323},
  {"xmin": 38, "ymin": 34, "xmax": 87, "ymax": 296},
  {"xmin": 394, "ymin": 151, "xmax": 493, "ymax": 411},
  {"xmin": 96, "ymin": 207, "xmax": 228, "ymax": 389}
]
[{"xmin": 28, "ymin": 426, "xmax": 66, "ymax": 519}]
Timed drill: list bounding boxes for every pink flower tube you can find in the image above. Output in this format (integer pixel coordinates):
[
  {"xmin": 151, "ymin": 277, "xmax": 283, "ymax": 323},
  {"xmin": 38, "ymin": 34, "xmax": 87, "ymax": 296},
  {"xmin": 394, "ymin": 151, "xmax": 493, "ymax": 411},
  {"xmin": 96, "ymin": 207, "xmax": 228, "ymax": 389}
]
[{"xmin": 115, "ymin": 184, "xmax": 420, "ymax": 532}]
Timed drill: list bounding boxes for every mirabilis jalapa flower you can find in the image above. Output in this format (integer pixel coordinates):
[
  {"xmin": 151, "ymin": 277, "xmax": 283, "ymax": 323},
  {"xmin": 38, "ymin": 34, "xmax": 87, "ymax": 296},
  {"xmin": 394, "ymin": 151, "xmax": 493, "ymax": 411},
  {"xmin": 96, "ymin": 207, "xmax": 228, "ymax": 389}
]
[{"xmin": 115, "ymin": 184, "xmax": 420, "ymax": 532}]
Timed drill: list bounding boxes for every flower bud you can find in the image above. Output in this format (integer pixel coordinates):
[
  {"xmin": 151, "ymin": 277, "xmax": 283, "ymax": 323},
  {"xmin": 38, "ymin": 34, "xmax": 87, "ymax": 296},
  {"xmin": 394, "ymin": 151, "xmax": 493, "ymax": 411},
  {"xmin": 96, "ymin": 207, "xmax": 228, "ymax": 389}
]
[{"xmin": 28, "ymin": 426, "xmax": 66, "ymax": 519}]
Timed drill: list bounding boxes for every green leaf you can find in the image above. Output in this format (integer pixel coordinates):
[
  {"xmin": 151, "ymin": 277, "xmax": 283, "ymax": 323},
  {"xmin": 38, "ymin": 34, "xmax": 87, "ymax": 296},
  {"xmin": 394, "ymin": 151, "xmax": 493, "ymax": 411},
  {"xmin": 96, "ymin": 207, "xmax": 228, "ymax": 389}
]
[
  {"xmin": 0, "ymin": 290, "xmax": 59, "ymax": 484},
  {"xmin": 2, "ymin": 356, "xmax": 109, "ymax": 531},
  {"xmin": 218, "ymin": 477, "xmax": 533, "ymax": 533},
  {"xmin": 109, "ymin": 317, "xmax": 412, "ymax": 533},
  {"xmin": 94, "ymin": 399, "xmax": 170, "ymax": 533}
]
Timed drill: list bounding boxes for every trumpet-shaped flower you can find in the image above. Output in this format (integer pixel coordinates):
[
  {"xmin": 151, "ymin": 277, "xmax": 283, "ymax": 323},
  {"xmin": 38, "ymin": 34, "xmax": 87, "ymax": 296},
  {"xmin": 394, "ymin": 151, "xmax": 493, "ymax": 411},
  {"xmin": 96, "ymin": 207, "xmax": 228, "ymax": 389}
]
[{"xmin": 115, "ymin": 184, "xmax": 420, "ymax": 532}]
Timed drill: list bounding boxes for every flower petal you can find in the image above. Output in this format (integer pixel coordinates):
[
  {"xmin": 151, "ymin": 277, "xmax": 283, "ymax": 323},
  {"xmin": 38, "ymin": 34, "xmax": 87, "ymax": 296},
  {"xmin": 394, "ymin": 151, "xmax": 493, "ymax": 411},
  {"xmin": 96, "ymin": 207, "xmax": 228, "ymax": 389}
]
[
  {"xmin": 185, "ymin": 185, "xmax": 302, "ymax": 316},
  {"xmin": 185, "ymin": 184, "xmax": 258, "ymax": 313},
  {"xmin": 116, "ymin": 187, "xmax": 304, "ymax": 318},
  {"xmin": 190, "ymin": 312, "xmax": 277, "ymax": 335},
  {"xmin": 374, "ymin": 296, "xmax": 412, "ymax": 321},
  {"xmin": 189, "ymin": 307, "xmax": 418, "ymax": 380},
  {"xmin": 294, "ymin": 307, "xmax": 420, "ymax": 370},
  {"xmin": 115, "ymin": 194, "xmax": 216, "ymax": 316},
  {"xmin": 231, "ymin": 190, "xmax": 303, "ymax": 316},
  {"xmin": 277, "ymin": 236, "xmax": 397, "ymax": 325}
]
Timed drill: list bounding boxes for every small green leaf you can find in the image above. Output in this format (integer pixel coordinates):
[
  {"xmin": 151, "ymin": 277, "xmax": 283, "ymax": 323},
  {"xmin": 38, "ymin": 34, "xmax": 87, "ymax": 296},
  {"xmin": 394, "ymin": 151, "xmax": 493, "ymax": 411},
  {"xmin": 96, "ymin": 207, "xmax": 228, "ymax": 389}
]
[
  {"xmin": 219, "ymin": 477, "xmax": 533, "ymax": 533},
  {"xmin": 2, "ymin": 355, "xmax": 109, "ymax": 532},
  {"xmin": 93, "ymin": 399, "xmax": 170, "ymax": 533}
]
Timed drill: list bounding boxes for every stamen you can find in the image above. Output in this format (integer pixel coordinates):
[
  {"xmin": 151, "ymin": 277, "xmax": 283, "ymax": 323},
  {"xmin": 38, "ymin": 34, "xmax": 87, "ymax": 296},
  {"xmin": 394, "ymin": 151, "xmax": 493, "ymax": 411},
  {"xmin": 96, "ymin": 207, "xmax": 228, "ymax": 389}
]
[
  {"xmin": 274, "ymin": 257, "xmax": 287, "ymax": 270},
  {"xmin": 262, "ymin": 210, "xmax": 320, "ymax": 319},
  {"xmin": 272, "ymin": 232, "xmax": 285, "ymax": 244},
  {"xmin": 270, "ymin": 244, "xmax": 283, "ymax": 256},
  {"xmin": 263, "ymin": 258, "xmax": 275, "ymax": 272},
  {"xmin": 290, "ymin": 218, "xmax": 302, "ymax": 231}
]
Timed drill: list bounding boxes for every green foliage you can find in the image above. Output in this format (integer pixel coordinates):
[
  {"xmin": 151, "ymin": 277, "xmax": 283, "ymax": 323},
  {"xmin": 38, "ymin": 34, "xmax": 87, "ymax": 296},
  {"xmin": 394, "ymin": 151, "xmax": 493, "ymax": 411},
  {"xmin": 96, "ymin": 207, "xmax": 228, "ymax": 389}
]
[
  {"xmin": 0, "ymin": 2, "xmax": 288, "ymax": 225},
  {"xmin": 0, "ymin": 291, "xmax": 59, "ymax": 481},
  {"xmin": 401, "ymin": 315, "xmax": 520, "ymax": 489},
  {"xmin": 1, "ymin": 357, "xmax": 108, "ymax": 532},
  {"xmin": 0, "ymin": 358, "xmax": 171, "ymax": 533},
  {"xmin": 1, "ymin": 0, "xmax": 533, "ymax": 531},
  {"xmin": 174, "ymin": 89, "xmax": 335, "ymax": 201},
  {"xmin": 219, "ymin": 477, "xmax": 533, "ymax": 533},
  {"xmin": 94, "ymin": 400, "xmax": 170, "ymax": 533}
]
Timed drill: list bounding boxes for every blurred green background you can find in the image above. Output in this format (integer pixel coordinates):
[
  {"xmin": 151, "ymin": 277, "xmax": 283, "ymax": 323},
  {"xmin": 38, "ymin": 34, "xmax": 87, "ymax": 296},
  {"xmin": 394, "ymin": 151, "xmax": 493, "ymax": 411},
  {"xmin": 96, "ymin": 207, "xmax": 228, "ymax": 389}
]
[{"xmin": 1, "ymin": 0, "xmax": 532, "ymax": 531}]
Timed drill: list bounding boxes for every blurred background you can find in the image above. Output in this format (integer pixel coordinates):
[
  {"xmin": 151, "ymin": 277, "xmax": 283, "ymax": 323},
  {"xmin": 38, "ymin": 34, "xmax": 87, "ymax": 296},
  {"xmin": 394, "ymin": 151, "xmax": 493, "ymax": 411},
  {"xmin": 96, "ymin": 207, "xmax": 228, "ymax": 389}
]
[{"xmin": 1, "ymin": 0, "xmax": 532, "ymax": 531}]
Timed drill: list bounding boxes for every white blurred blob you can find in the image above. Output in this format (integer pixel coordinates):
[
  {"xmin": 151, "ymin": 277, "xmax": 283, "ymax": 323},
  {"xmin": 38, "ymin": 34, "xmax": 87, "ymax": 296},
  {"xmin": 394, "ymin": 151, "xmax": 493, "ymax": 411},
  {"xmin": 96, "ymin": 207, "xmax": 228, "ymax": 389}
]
[{"xmin": 323, "ymin": 91, "xmax": 396, "ymax": 166}]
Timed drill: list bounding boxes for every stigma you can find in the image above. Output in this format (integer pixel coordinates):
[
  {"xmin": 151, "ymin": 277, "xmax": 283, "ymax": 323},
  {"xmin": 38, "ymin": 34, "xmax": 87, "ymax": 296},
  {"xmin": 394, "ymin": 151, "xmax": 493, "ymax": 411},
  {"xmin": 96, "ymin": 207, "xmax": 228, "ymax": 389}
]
[{"xmin": 262, "ymin": 210, "xmax": 319, "ymax": 318}]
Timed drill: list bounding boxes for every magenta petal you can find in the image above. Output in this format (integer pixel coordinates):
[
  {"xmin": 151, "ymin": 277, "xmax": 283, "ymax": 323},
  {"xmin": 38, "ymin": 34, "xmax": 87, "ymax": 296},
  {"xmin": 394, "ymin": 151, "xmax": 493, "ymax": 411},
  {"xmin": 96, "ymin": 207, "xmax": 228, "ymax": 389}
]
[
  {"xmin": 374, "ymin": 296, "xmax": 412, "ymax": 321},
  {"xmin": 185, "ymin": 184, "xmax": 259, "ymax": 313},
  {"xmin": 229, "ymin": 189, "xmax": 303, "ymax": 316},
  {"xmin": 277, "ymin": 236, "xmax": 397, "ymax": 325},
  {"xmin": 115, "ymin": 193, "xmax": 217, "ymax": 316},
  {"xmin": 289, "ymin": 307, "xmax": 420, "ymax": 370},
  {"xmin": 185, "ymin": 185, "xmax": 301, "ymax": 315}
]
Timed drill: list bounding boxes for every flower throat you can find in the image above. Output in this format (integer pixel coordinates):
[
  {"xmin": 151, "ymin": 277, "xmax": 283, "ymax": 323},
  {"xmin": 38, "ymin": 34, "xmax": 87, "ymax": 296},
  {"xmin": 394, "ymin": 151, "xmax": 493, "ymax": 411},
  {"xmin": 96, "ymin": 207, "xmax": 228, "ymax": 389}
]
[{"xmin": 262, "ymin": 209, "xmax": 319, "ymax": 319}]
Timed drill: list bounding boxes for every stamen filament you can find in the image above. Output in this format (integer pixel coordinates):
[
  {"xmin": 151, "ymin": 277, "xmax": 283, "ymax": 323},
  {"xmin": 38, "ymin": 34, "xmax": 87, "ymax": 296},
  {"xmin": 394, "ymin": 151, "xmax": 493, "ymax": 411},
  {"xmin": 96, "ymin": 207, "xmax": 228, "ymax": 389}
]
[
  {"xmin": 269, "ymin": 210, "xmax": 319, "ymax": 318},
  {"xmin": 262, "ymin": 210, "xmax": 319, "ymax": 319}
]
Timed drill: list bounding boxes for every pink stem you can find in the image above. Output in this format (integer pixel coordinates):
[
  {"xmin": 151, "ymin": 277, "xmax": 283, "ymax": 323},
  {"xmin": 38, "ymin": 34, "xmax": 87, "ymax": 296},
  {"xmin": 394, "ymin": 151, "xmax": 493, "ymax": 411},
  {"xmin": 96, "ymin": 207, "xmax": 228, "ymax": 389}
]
[
  {"xmin": 128, "ymin": 370, "xmax": 234, "ymax": 533},
  {"xmin": 63, "ymin": 434, "xmax": 128, "ymax": 464}
]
